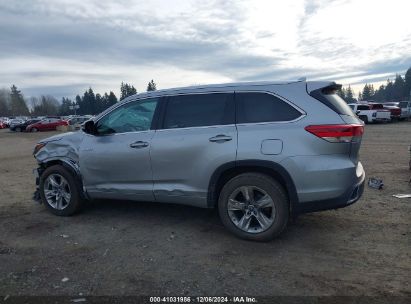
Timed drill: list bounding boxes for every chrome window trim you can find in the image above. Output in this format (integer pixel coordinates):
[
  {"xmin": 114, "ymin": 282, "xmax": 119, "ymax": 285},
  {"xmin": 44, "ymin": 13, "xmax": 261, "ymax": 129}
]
[
  {"xmin": 155, "ymin": 123, "xmax": 236, "ymax": 133},
  {"xmin": 94, "ymin": 90, "xmax": 306, "ymax": 133}
]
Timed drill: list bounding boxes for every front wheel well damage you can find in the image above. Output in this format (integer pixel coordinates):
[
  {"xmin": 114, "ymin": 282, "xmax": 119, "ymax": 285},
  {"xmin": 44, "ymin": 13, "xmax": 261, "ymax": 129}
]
[{"xmin": 38, "ymin": 160, "xmax": 87, "ymax": 199}]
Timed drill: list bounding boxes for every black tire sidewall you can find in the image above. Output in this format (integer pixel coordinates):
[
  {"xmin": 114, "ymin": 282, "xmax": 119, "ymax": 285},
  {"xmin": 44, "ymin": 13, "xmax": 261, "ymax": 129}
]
[
  {"xmin": 218, "ymin": 173, "xmax": 289, "ymax": 241},
  {"xmin": 39, "ymin": 165, "xmax": 83, "ymax": 216}
]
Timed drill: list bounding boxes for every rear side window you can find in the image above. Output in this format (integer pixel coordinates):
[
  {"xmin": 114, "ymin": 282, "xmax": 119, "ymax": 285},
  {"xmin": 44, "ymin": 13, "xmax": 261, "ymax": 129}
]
[
  {"xmin": 310, "ymin": 85, "xmax": 354, "ymax": 116},
  {"xmin": 370, "ymin": 104, "xmax": 384, "ymax": 109},
  {"xmin": 236, "ymin": 92, "xmax": 301, "ymax": 123},
  {"xmin": 163, "ymin": 93, "xmax": 234, "ymax": 129},
  {"xmin": 358, "ymin": 105, "xmax": 370, "ymax": 110}
]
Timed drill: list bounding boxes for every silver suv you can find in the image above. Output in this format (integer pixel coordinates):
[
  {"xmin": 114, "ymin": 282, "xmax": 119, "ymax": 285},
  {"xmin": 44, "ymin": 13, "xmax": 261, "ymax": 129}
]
[{"xmin": 33, "ymin": 80, "xmax": 365, "ymax": 241}]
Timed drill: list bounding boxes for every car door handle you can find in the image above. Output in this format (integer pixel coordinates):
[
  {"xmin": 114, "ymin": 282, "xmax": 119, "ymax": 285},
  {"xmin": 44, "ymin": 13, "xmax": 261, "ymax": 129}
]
[
  {"xmin": 129, "ymin": 141, "xmax": 149, "ymax": 149},
  {"xmin": 209, "ymin": 134, "xmax": 232, "ymax": 143}
]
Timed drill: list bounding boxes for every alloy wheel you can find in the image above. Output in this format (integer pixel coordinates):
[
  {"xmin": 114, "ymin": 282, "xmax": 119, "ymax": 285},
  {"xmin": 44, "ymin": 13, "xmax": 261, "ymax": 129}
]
[
  {"xmin": 43, "ymin": 174, "xmax": 71, "ymax": 210},
  {"xmin": 227, "ymin": 186, "xmax": 276, "ymax": 233}
]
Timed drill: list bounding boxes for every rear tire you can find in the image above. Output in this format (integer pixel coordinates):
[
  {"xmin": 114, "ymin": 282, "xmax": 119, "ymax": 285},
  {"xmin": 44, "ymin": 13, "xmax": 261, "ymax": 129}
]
[
  {"xmin": 39, "ymin": 165, "xmax": 84, "ymax": 216},
  {"xmin": 31, "ymin": 128, "xmax": 38, "ymax": 132},
  {"xmin": 218, "ymin": 173, "xmax": 289, "ymax": 241}
]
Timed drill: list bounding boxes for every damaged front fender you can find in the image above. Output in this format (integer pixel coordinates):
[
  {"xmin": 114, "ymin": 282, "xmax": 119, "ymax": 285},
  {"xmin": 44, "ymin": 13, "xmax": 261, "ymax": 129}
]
[
  {"xmin": 33, "ymin": 131, "xmax": 87, "ymax": 200},
  {"xmin": 35, "ymin": 131, "xmax": 84, "ymax": 166}
]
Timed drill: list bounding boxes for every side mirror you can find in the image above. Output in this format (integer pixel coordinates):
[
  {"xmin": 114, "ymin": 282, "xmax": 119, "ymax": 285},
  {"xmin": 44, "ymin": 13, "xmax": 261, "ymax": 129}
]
[
  {"xmin": 83, "ymin": 120, "xmax": 97, "ymax": 135},
  {"xmin": 356, "ymin": 110, "xmax": 361, "ymax": 115}
]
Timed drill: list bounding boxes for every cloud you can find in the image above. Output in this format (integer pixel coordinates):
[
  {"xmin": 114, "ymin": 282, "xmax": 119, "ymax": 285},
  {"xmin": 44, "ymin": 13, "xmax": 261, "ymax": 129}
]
[{"xmin": 0, "ymin": 0, "xmax": 410, "ymax": 98}]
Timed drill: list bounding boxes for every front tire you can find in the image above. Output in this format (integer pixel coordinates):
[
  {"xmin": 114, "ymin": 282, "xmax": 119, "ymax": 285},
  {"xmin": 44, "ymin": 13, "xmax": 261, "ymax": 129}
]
[
  {"xmin": 39, "ymin": 165, "xmax": 84, "ymax": 216},
  {"xmin": 218, "ymin": 173, "xmax": 289, "ymax": 241},
  {"xmin": 15, "ymin": 127, "xmax": 21, "ymax": 132},
  {"xmin": 31, "ymin": 128, "xmax": 38, "ymax": 132}
]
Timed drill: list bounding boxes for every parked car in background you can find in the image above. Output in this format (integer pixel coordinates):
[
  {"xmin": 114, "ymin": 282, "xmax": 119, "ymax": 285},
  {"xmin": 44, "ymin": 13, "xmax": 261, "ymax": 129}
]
[
  {"xmin": 26, "ymin": 118, "xmax": 68, "ymax": 132},
  {"xmin": 10, "ymin": 119, "xmax": 41, "ymax": 132},
  {"xmin": 33, "ymin": 80, "xmax": 365, "ymax": 241},
  {"xmin": 384, "ymin": 101, "xmax": 411, "ymax": 120},
  {"xmin": 382, "ymin": 104, "xmax": 401, "ymax": 120},
  {"xmin": 9, "ymin": 118, "xmax": 26, "ymax": 129},
  {"xmin": 0, "ymin": 120, "xmax": 7, "ymax": 129},
  {"xmin": 398, "ymin": 101, "xmax": 411, "ymax": 120},
  {"xmin": 348, "ymin": 103, "xmax": 391, "ymax": 123},
  {"xmin": 0, "ymin": 117, "xmax": 11, "ymax": 127}
]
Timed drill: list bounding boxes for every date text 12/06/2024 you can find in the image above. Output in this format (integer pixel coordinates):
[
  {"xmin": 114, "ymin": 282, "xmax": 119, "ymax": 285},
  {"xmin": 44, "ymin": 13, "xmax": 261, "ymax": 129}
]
[{"xmin": 149, "ymin": 296, "xmax": 257, "ymax": 303}]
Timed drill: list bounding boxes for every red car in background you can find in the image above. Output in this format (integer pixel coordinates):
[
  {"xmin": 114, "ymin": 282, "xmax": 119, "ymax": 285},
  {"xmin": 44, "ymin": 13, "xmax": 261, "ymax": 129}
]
[
  {"xmin": 26, "ymin": 118, "xmax": 68, "ymax": 132},
  {"xmin": 382, "ymin": 104, "xmax": 402, "ymax": 120},
  {"xmin": 0, "ymin": 121, "xmax": 7, "ymax": 129}
]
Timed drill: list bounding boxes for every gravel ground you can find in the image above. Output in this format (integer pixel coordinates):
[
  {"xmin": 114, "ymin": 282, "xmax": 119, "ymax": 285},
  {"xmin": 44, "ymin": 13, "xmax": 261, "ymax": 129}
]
[{"xmin": 0, "ymin": 122, "xmax": 410, "ymax": 297}]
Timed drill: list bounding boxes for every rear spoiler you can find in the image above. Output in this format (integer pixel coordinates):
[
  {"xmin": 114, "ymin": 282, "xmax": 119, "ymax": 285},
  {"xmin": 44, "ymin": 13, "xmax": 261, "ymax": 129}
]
[{"xmin": 306, "ymin": 81, "xmax": 342, "ymax": 94}]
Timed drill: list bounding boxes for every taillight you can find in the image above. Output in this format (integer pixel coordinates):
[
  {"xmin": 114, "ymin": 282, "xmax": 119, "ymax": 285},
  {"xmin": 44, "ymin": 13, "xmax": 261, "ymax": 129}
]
[{"xmin": 305, "ymin": 124, "xmax": 364, "ymax": 143}]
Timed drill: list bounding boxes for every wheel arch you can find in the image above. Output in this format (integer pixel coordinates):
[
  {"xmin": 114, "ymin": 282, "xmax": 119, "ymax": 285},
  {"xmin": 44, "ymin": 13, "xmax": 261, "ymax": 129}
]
[
  {"xmin": 207, "ymin": 160, "xmax": 299, "ymax": 213},
  {"xmin": 38, "ymin": 158, "xmax": 88, "ymax": 199}
]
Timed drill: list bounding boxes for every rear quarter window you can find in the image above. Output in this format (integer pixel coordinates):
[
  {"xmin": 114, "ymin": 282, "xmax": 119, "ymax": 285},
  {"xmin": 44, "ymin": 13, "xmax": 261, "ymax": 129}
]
[
  {"xmin": 310, "ymin": 85, "xmax": 354, "ymax": 116},
  {"xmin": 236, "ymin": 92, "xmax": 302, "ymax": 123}
]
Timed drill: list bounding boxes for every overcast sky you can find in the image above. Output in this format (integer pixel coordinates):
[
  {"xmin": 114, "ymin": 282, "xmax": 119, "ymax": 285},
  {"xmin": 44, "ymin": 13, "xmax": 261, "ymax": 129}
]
[{"xmin": 1, "ymin": 0, "xmax": 411, "ymax": 99}]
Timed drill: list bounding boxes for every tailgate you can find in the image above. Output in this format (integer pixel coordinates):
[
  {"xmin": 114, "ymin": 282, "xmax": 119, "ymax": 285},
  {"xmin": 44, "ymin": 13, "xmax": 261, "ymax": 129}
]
[{"xmin": 376, "ymin": 110, "xmax": 391, "ymax": 119}]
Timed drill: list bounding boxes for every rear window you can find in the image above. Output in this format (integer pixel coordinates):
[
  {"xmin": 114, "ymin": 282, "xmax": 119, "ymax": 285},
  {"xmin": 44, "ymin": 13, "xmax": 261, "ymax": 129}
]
[
  {"xmin": 236, "ymin": 92, "xmax": 302, "ymax": 123},
  {"xmin": 310, "ymin": 85, "xmax": 354, "ymax": 116}
]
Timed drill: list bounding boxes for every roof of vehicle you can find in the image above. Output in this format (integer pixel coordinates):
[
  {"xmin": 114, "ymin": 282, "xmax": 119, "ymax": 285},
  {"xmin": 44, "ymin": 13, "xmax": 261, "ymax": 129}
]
[
  {"xmin": 93, "ymin": 79, "xmax": 338, "ymax": 121},
  {"xmin": 122, "ymin": 80, "xmax": 337, "ymax": 101}
]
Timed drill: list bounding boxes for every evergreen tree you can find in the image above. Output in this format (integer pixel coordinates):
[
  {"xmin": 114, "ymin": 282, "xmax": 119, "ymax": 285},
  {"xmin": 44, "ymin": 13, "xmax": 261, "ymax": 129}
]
[
  {"xmin": 404, "ymin": 67, "xmax": 411, "ymax": 100},
  {"xmin": 392, "ymin": 74, "xmax": 405, "ymax": 101},
  {"xmin": 10, "ymin": 85, "xmax": 29, "ymax": 116},
  {"xmin": 59, "ymin": 97, "xmax": 73, "ymax": 116},
  {"xmin": 0, "ymin": 88, "xmax": 11, "ymax": 116},
  {"xmin": 345, "ymin": 85, "xmax": 356, "ymax": 103},
  {"xmin": 120, "ymin": 82, "xmax": 137, "ymax": 100},
  {"xmin": 107, "ymin": 91, "xmax": 118, "ymax": 107},
  {"xmin": 361, "ymin": 84, "xmax": 372, "ymax": 101},
  {"xmin": 373, "ymin": 84, "xmax": 386, "ymax": 102},
  {"xmin": 385, "ymin": 79, "xmax": 394, "ymax": 101},
  {"xmin": 147, "ymin": 79, "xmax": 157, "ymax": 91},
  {"xmin": 337, "ymin": 87, "xmax": 346, "ymax": 100}
]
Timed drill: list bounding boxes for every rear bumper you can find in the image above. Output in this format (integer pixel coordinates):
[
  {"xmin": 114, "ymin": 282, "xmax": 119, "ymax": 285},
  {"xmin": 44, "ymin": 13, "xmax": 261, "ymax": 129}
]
[{"xmin": 293, "ymin": 161, "xmax": 365, "ymax": 215}]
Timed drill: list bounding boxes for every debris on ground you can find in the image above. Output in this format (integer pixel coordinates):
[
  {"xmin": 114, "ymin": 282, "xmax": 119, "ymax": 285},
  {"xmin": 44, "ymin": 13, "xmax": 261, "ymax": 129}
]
[
  {"xmin": 61, "ymin": 277, "xmax": 69, "ymax": 282},
  {"xmin": 60, "ymin": 234, "xmax": 69, "ymax": 238},
  {"xmin": 71, "ymin": 298, "xmax": 86, "ymax": 303},
  {"xmin": 392, "ymin": 194, "xmax": 411, "ymax": 198},
  {"xmin": 368, "ymin": 177, "xmax": 384, "ymax": 189}
]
